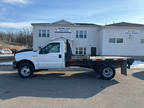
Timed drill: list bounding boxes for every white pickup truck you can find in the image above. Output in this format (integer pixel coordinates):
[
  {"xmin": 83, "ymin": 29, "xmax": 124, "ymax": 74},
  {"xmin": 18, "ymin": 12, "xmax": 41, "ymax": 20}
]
[{"xmin": 13, "ymin": 40, "xmax": 134, "ymax": 80}]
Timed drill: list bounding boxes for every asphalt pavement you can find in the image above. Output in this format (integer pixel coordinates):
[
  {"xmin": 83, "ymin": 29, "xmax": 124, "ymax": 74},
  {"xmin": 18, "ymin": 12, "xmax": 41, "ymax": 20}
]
[{"xmin": 0, "ymin": 67, "xmax": 144, "ymax": 108}]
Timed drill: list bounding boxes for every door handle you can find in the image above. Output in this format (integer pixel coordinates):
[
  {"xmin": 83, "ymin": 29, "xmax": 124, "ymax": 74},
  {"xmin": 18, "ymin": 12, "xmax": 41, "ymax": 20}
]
[{"xmin": 59, "ymin": 54, "xmax": 62, "ymax": 58}]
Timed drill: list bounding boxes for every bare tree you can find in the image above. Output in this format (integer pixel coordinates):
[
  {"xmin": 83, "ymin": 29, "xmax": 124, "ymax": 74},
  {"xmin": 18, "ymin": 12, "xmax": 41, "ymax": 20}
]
[{"xmin": 0, "ymin": 27, "xmax": 33, "ymax": 48}]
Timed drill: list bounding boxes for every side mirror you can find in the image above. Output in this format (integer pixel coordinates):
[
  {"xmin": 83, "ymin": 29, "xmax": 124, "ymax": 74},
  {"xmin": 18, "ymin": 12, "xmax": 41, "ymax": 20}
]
[
  {"xmin": 38, "ymin": 46, "xmax": 42, "ymax": 50},
  {"xmin": 39, "ymin": 48, "xmax": 43, "ymax": 54}
]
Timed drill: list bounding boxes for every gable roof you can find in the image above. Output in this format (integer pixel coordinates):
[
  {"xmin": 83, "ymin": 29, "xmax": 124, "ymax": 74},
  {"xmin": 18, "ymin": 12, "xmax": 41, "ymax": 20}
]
[
  {"xmin": 106, "ymin": 22, "xmax": 144, "ymax": 27},
  {"xmin": 31, "ymin": 20, "xmax": 101, "ymax": 27},
  {"xmin": 51, "ymin": 19, "xmax": 73, "ymax": 25}
]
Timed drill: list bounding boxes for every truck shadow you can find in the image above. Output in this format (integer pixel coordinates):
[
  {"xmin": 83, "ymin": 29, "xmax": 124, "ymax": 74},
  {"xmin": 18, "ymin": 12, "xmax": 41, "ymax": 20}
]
[
  {"xmin": 132, "ymin": 71, "xmax": 144, "ymax": 80},
  {"xmin": 0, "ymin": 70, "xmax": 119, "ymax": 100}
]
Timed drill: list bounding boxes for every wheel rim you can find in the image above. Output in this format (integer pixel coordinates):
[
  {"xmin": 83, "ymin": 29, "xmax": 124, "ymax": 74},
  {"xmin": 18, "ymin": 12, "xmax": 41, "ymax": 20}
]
[
  {"xmin": 102, "ymin": 67, "xmax": 113, "ymax": 78},
  {"xmin": 21, "ymin": 66, "xmax": 31, "ymax": 77}
]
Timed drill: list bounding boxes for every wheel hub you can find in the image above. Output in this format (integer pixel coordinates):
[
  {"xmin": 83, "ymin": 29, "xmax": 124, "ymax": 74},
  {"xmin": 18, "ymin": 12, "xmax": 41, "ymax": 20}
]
[
  {"xmin": 21, "ymin": 66, "xmax": 30, "ymax": 76},
  {"xmin": 103, "ymin": 67, "xmax": 113, "ymax": 78}
]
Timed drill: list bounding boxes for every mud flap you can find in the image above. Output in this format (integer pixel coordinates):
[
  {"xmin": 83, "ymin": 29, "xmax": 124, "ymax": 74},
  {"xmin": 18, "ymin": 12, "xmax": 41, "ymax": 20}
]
[{"xmin": 121, "ymin": 60, "xmax": 127, "ymax": 76}]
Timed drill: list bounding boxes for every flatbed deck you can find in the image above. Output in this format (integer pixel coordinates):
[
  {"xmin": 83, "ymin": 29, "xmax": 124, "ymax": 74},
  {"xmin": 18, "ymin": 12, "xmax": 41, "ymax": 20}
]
[
  {"xmin": 71, "ymin": 56, "xmax": 132, "ymax": 61},
  {"xmin": 68, "ymin": 56, "xmax": 135, "ymax": 77}
]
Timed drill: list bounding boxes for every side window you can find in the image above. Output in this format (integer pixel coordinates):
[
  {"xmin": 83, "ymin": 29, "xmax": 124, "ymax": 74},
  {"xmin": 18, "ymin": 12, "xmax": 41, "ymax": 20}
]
[
  {"xmin": 79, "ymin": 31, "xmax": 83, "ymax": 38},
  {"xmin": 49, "ymin": 43, "xmax": 60, "ymax": 53},
  {"xmin": 117, "ymin": 38, "xmax": 123, "ymax": 43},
  {"xmin": 40, "ymin": 43, "xmax": 60, "ymax": 54},
  {"xmin": 75, "ymin": 48, "xmax": 86, "ymax": 55},
  {"xmin": 109, "ymin": 38, "xmax": 124, "ymax": 44},
  {"xmin": 76, "ymin": 31, "xmax": 79, "ymax": 38},
  {"xmin": 141, "ymin": 39, "xmax": 144, "ymax": 44},
  {"xmin": 47, "ymin": 30, "xmax": 50, "ymax": 37},
  {"xmin": 39, "ymin": 30, "xmax": 41, "ymax": 37},
  {"xmin": 76, "ymin": 30, "xmax": 87, "ymax": 38},
  {"xmin": 42, "ymin": 30, "xmax": 46, "ymax": 37},
  {"xmin": 39, "ymin": 29, "xmax": 50, "ymax": 37},
  {"xmin": 84, "ymin": 48, "xmax": 86, "ymax": 55},
  {"xmin": 79, "ymin": 48, "xmax": 83, "ymax": 55},
  {"xmin": 109, "ymin": 38, "xmax": 115, "ymax": 43},
  {"xmin": 84, "ymin": 31, "xmax": 87, "ymax": 38}
]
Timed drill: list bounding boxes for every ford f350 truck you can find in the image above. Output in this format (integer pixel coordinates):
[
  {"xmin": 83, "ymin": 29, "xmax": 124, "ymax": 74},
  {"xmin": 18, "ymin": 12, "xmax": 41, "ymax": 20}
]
[{"xmin": 13, "ymin": 40, "xmax": 134, "ymax": 80}]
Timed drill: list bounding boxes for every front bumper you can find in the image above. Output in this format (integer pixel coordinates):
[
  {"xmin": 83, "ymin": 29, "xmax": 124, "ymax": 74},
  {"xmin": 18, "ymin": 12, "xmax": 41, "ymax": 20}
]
[{"xmin": 13, "ymin": 61, "xmax": 18, "ymax": 69}]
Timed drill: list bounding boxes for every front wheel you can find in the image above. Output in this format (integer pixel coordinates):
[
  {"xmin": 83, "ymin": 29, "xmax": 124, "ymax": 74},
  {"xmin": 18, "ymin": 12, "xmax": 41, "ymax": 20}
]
[
  {"xmin": 100, "ymin": 65, "xmax": 115, "ymax": 80},
  {"xmin": 18, "ymin": 63, "xmax": 34, "ymax": 78}
]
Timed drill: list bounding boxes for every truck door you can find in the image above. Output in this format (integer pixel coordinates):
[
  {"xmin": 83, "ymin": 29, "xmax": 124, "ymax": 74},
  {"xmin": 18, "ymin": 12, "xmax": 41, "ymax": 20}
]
[{"xmin": 37, "ymin": 42, "xmax": 65, "ymax": 69}]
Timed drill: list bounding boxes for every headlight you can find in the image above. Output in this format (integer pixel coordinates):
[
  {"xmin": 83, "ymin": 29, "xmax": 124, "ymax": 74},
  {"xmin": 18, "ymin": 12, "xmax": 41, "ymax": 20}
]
[{"xmin": 13, "ymin": 56, "xmax": 16, "ymax": 62}]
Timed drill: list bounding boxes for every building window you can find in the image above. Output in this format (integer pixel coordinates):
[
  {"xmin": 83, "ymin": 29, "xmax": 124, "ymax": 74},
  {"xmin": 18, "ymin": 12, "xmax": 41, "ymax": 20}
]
[
  {"xmin": 76, "ymin": 48, "xmax": 86, "ymax": 55},
  {"xmin": 79, "ymin": 48, "xmax": 83, "ymax": 55},
  {"xmin": 109, "ymin": 38, "xmax": 123, "ymax": 43},
  {"xmin": 47, "ymin": 30, "xmax": 50, "ymax": 37},
  {"xmin": 84, "ymin": 31, "xmax": 87, "ymax": 38},
  {"xmin": 39, "ymin": 29, "xmax": 50, "ymax": 37},
  {"xmin": 39, "ymin": 30, "xmax": 41, "ymax": 37},
  {"xmin": 76, "ymin": 31, "xmax": 79, "ymax": 38},
  {"xmin": 141, "ymin": 39, "xmax": 144, "ymax": 44},
  {"xmin": 42, "ymin": 30, "xmax": 46, "ymax": 37},
  {"xmin": 79, "ymin": 31, "xmax": 83, "ymax": 38},
  {"xmin": 76, "ymin": 30, "xmax": 87, "ymax": 38},
  {"xmin": 84, "ymin": 48, "xmax": 86, "ymax": 55},
  {"xmin": 109, "ymin": 38, "xmax": 116, "ymax": 43},
  {"xmin": 76, "ymin": 48, "xmax": 78, "ymax": 55},
  {"xmin": 117, "ymin": 38, "xmax": 123, "ymax": 43}
]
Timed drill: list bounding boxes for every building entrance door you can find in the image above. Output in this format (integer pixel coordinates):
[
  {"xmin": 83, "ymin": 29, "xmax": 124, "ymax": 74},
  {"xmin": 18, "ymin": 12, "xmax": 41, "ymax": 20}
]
[{"xmin": 91, "ymin": 47, "xmax": 96, "ymax": 56}]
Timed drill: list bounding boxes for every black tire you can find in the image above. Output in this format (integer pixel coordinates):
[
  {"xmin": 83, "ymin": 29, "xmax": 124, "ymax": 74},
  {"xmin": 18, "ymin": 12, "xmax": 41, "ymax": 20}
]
[
  {"xmin": 18, "ymin": 63, "xmax": 34, "ymax": 78},
  {"xmin": 99, "ymin": 65, "xmax": 115, "ymax": 80}
]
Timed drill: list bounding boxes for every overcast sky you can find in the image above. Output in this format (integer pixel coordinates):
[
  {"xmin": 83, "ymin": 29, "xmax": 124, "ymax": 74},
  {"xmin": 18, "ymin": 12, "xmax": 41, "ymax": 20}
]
[{"xmin": 0, "ymin": 0, "xmax": 144, "ymax": 31}]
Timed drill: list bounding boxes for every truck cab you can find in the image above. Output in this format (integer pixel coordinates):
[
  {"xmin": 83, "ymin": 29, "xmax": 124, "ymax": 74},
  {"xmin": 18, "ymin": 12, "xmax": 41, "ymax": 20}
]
[
  {"xmin": 36, "ymin": 41, "xmax": 66, "ymax": 69},
  {"xmin": 14, "ymin": 40, "xmax": 72, "ymax": 78}
]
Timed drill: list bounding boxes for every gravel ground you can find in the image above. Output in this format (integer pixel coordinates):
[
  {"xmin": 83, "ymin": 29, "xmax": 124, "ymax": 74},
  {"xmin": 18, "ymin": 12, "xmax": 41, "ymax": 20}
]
[{"xmin": 0, "ymin": 66, "xmax": 144, "ymax": 108}]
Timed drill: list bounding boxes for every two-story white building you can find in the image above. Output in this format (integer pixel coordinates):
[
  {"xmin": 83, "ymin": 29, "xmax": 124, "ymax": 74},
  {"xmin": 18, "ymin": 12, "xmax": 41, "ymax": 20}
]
[{"xmin": 32, "ymin": 20, "xmax": 144, "ymax": 56}]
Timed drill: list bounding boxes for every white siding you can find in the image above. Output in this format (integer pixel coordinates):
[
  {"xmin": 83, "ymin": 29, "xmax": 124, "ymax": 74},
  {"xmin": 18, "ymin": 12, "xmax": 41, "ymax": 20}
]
[
  {"xmin": 102, "ymin": 27, "xmax": 144, "ymax": 56},
  {"xmin": 33, "ymin": 25, "xmax": 100, "ymax": 56},
  {"xmin": 71, "ymin": 27, "xmax": 98, "ymax": 55},
  {"xmin": 32, "ymin": 22, "xmax": 144, "ymax": 57}
]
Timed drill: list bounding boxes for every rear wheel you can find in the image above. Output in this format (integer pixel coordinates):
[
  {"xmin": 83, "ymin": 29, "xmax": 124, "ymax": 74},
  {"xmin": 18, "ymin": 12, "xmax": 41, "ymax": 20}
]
[
  {"xmin": 18, "ymin": 63, "xmax": 34, "ymax": 78},
  {"xmin": 100, "ymin": 65, "xmax": 115, "ymax": 80}
]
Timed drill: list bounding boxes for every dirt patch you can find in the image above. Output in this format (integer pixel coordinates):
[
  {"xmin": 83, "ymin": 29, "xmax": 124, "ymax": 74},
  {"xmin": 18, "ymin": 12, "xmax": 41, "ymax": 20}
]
[{"xmin": 0, "ymin": 40, "xmax": 27, "ymax": 49}]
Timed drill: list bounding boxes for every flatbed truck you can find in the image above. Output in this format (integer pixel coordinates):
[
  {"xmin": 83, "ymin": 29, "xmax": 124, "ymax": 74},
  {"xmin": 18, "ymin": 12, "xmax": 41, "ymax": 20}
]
[{"xmin": 13, "ymin": 40, "xmax": 134, "ymax": 80}]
